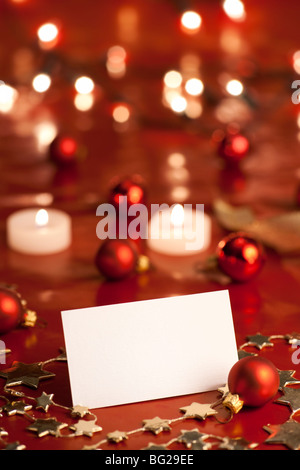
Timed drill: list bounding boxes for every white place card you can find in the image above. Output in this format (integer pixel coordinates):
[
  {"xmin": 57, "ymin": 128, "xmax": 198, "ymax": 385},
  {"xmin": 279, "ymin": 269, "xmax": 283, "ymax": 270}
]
[{"xmin": 61, "ymin": 290, "xmax": 238, "ymax": 409}]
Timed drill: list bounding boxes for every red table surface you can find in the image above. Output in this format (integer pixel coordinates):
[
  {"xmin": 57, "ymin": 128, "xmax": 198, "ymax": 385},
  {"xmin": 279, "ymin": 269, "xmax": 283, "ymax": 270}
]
[{"xmin": 0, "ymin": 0, "xmax": 300, "ymax": 451}]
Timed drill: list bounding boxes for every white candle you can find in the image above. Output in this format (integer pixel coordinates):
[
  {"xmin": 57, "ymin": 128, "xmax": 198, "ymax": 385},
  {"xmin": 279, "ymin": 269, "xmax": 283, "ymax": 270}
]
[
  {"xmin": 147, "ymin": 204, "xmax": 211, "ymax": 256},
  {"xmin": 7, "ymin": 208, "xmax": 72, "ymax": 255}
]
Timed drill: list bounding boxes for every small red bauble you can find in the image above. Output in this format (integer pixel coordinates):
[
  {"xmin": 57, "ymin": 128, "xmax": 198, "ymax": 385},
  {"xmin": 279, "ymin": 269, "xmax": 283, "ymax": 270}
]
[
  {"xmin": 218, "ymin": 132, "xmax": 250, "ymax": 164},
  {"xmin": 49, "ymin": 135, "xmax": 82, "ymax": 166},
  {"xmin": 228, "ymin": 356, "xmax": 280, "ymax": 407},
  {"xmin": 95, "ymin": 239, "xmax": 138, "ymax": 281},
  {"xmin": 217, "ymin": 233, "xmax": 265, "ymax": 282},
  {"xmin": 109, "ymin": 178, "xmax": 145, "ymax": 210},
  {"xmin": 0, "ymin": 287, "xmax": 24, "ymax": 335}
]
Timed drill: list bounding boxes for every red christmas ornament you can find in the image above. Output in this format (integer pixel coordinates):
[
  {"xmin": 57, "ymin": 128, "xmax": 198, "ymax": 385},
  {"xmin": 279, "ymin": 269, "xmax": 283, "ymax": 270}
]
[
  {"xmin": 0, "ymin": 287, "xmax": 25, "ymax": 335},
  {"xmin": 95, "ymin": 239, "xmax": 138, "ymax": 281},
  {"xmin": 217, "ymin": 233, "xmax": 265, "ymax": 282},
  {"xmin": 228, "ymin": 356, "xmax": 280, "ymax": 407},
  {"xmin": 218, "ymin": 132, "xmax": 250, "ymax": 164},
  {"xmin": 109, "ymin": 178, "xmax": 145, "ymax": 210},
  {"xmin": 49, "ymin": 135, "xmax": 83, "ymax": 166}
]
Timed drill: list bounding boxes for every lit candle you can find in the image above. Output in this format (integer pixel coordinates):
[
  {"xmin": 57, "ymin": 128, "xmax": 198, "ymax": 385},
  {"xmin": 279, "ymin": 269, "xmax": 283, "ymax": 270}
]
[
  {"xmin": 7, "ymin": 208, "xmax": 71, "ymax": 255},
  {"xmin": 147, "ymin": 204, "xmax": 211, "ymax": 256}
]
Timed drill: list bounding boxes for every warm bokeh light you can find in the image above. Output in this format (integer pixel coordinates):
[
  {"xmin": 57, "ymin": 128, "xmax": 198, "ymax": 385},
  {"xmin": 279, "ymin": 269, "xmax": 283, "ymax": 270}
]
[
  {"xmin": 170, "ymin": 186, "xmax": 190, "ymax": 202},
  {"xmin": 34, "ymin": 121, "xmax": 58, "ymax": 150},
  {"xmin": 35, "ymin": 209, "xmax": 49, "ymax": 227},
  {"xmin": 37, "ymin": 22, "xmax": 59, "ymax": 43},
  {"xmin": 163, "ymin": 70, "xmax": 182, "ymax": 89},
  {"xmin": 0, "ymin": 84, "xmax": 18, "ymax": 113},
  {"xmin": 170, "ymin": 95, "xmax": 187, "ymax": 113},
  {"xmin": 171, "ymin": 204, "xmax": 185, "ymax": 227},
  {"xmin": 74, "ymin": 76, "xmax": 95, "ymax": 94},
  {"xmin": 225, "ymin": 79, "xmax": 244, "ymax": 96},
  {"xmin": 168, "ymin": 152, "xmax": 186, "ymax": 168},
  {"xmin": 128, "ymin": 185, "xmax": 144, "ymax": 204},
  {"xmin": 112, "ymin": 104, "xmax": 131, "ymax": 123},
  {"xmin": 106, "ymin": 45, "xmax": 127, "ymax": 78},
  {"xmin": 223, "ymin": 0, "xmax": 246, "ymax": 21},
  {"xmin": 231, "ymin": 135, "xmax": 250, "ymax": 155},
  {"xmin": 185, "ymin": 100, "xmax": 203, "ymax": 119},
  {"xmin": 74, "ymin": 92, "xmax": 94, "ymax": 111},
  {"xmin": 185, "ymin": 78, "xmax": 204, "ymax": 96},
  {"xmin": 293, "ymin": 51, "xmax": 300, "ymax": 74},
  {"xmin": 32, "ymin": 73, "xmax": 51, "ymax": 93},
  {"xmin": 180, "ymin": 11, "xmax": 202, "ymax": 33},
  {"xmin": 107, "ymin": 45, "xmax": 127, "ymax": 63}
]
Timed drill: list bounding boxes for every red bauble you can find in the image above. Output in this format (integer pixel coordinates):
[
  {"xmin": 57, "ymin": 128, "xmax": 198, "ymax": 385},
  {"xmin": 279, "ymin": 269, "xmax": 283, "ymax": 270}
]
[
  {"xmin": 217, "ymin": 233, "xmax": 265, "ymax": 282},
  {"xmin": 109, "ymin": 178, "xmax": 145, "ymax": 210},
  {"xmin": 0, "ymin": 287, "xmax": 24, "ymax": 335},
  {"xmin": 95, "ymin": 239, "xmax": 138, "ymax": 281},
  {"xmin": 218, "ymin": 132, "xmax": 250, "ymax": 164},
  {"xmin": 228, "ymin": 356, "xmax": 280, "ymax": 407},
  {"xmin": 49, "ymin": 135, "xmax": 82, "ymax": 166}
]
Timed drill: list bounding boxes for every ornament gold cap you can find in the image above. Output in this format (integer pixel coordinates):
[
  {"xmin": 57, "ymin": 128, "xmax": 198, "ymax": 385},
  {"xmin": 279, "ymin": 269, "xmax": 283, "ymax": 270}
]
[
  {"xmin": 20, "ymin": 307, "xmax": 37, "ymax": 328},
  {"xmin": 223, "ymin": 392, "xmax": 244, "ymax": 414}
]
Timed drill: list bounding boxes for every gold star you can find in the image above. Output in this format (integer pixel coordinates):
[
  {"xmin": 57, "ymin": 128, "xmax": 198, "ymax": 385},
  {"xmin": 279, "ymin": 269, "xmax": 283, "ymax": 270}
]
[
  {"xmin": 0, "ymin": 361, "xmax": 55, "ymax": 389},
  {"xmin": 177, "ymin": 429, "xmax": 210, "ymax": 449},
  {"xmin": 3, "ymin": 441, "xmax": 26, "ymax": 450},
  {"xmin": 69, "ymin": 418, "xmax": 102, "ymax": 437},
  {"xmin": 35, "ymin": 392, "xmax": 54, "ymax": 413},
  {"xmin": 1, "ymin": 400, "xmax": 32, "ymax": 416},
  {"xmin": 275, "ymin": 387, "xmax": 300, "ymax": 415},
  {"xmin": 27, "ymin": 418, "xmax": 68, "ymax": 438},
  {"xmin": 264, "ymin": 420, "xmax": 300, "ymax": 450},
  {"xmin": 142, "ymin": 443, "xmax": 168, "ymax": 450},
  {"xmin": 180, "ymin": 402, "xmax": 217, "ymax": 420},
  {"xmin": 142, "ymin": 416, "xmax": 171, "ymax": 435},
  {"xmin": 284, "ymin": 332, "xmax": 300, "ymax": 345},
  {"xmin": 106, "ymin": 430, "xmax": 128, "ymax": 443},
  {"xmin": 244, "ymin": 333, "xmax": 274, "ymax": 350},
  {"xmin": 218, "ymin": 437, "xmax": 258, "ymax": 450},
  {"xmin": 70, "ymin": 405, "xmax": 90, "ymax": 419},
  {"xmin": 278, "ymin": 370, "xmax": 300, "ymax": 390}
]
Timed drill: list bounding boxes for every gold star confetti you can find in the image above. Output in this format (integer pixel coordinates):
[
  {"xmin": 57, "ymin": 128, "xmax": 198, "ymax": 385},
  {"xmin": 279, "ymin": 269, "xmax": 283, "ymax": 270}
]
[
  {"xmin": 278, "ymin": 370, "xmax": 300, "ymax": 390},
  {"xmin": 27, "ymin": 418, "xmax": 68, "ymax": 438},
  {"xmin": 106, "ymin": 430, "xmax": 128, "ymax": 443},
  {"xmin": 142, "ymin": 416, "xmax": 171, "ymax": 435},
  {"xmin": 1, "ymin": 400, "xmax": 32, "ymax": 416},
  {"xmin": 284, "ymin": 332, "xmax": 300, "ymax": 345},
  {"xmin": 218, "ymin": 437, "xmax": 258, "ymax": 450},
  {"xmin": 243, "ymin": 333, "xmax": 274, "ymax": 350},
  {"xmin": 35, "ymin": 392, "xmax": 54, "ymax": 413},
  {"xmin": 0, "ymin": 427, "xmax": 8, "ymax": 438},
  {"xmin": 69, "ymin": 418, "xmax": 102, "ymax": 438},
  {"xmin": 264, "ymin": 420, "xmax": 300, "ymax": 450},
  {"xmin": 3, "ymin": 441, "xmax": 26, "ymax": 450},
  {"xmin": 177, "ymin": 429, "xmax": 210, "ymax": 449},
  {"xmin": 142, "ymin": 443, "xmax": 168, "ymax": 450},
  {"xmin": 0, "ymin": 361, "xmax": 55, "ymax": 389},
  {"xmin": 70, "ymin": 405, "xmax": 90, "ymax": 419},
  {"xmin": 179, "ymin": 402, "xmax": 217, "ymax": 420},
  {"xmin": 275, "ymin": 387, "xmax": 300, "ymax": 415}
]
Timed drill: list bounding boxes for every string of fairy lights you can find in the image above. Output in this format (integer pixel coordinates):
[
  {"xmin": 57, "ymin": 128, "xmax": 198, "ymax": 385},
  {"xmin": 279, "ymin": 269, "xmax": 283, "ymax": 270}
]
[
  {"xmin": 1, "ymin": 0, "xmax": 299, "ymax": 152},
  {"xmin": 0, "ymin": 0, "xmax": 247, "ymax": 120}
]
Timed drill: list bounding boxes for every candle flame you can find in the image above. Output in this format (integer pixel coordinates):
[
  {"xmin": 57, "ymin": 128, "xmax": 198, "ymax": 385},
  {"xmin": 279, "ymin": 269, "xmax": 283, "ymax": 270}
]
[
  {"xmin": 171, "ymin": 204, "xmax": 185, "ymax": 227},
  {"xmin": 35, "ymin": 209, "xmax": 49, "ymax": 227}
]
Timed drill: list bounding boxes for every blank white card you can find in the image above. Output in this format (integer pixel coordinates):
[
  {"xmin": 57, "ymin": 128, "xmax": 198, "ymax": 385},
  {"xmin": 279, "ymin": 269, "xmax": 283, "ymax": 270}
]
[{"xmin": 61, "ymin": 290, "xmax": 238, "ymax": 409}]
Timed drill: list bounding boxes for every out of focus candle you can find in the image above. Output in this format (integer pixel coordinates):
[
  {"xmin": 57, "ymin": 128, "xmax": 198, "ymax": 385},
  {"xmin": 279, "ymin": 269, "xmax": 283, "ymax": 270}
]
[
  {"xmin": 147, "ymin": 204, "xmax": 211, "ymax": 256},
  {"xmin": 7, "ymin": 208, "xmax": 71, "ymax": 255}
]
